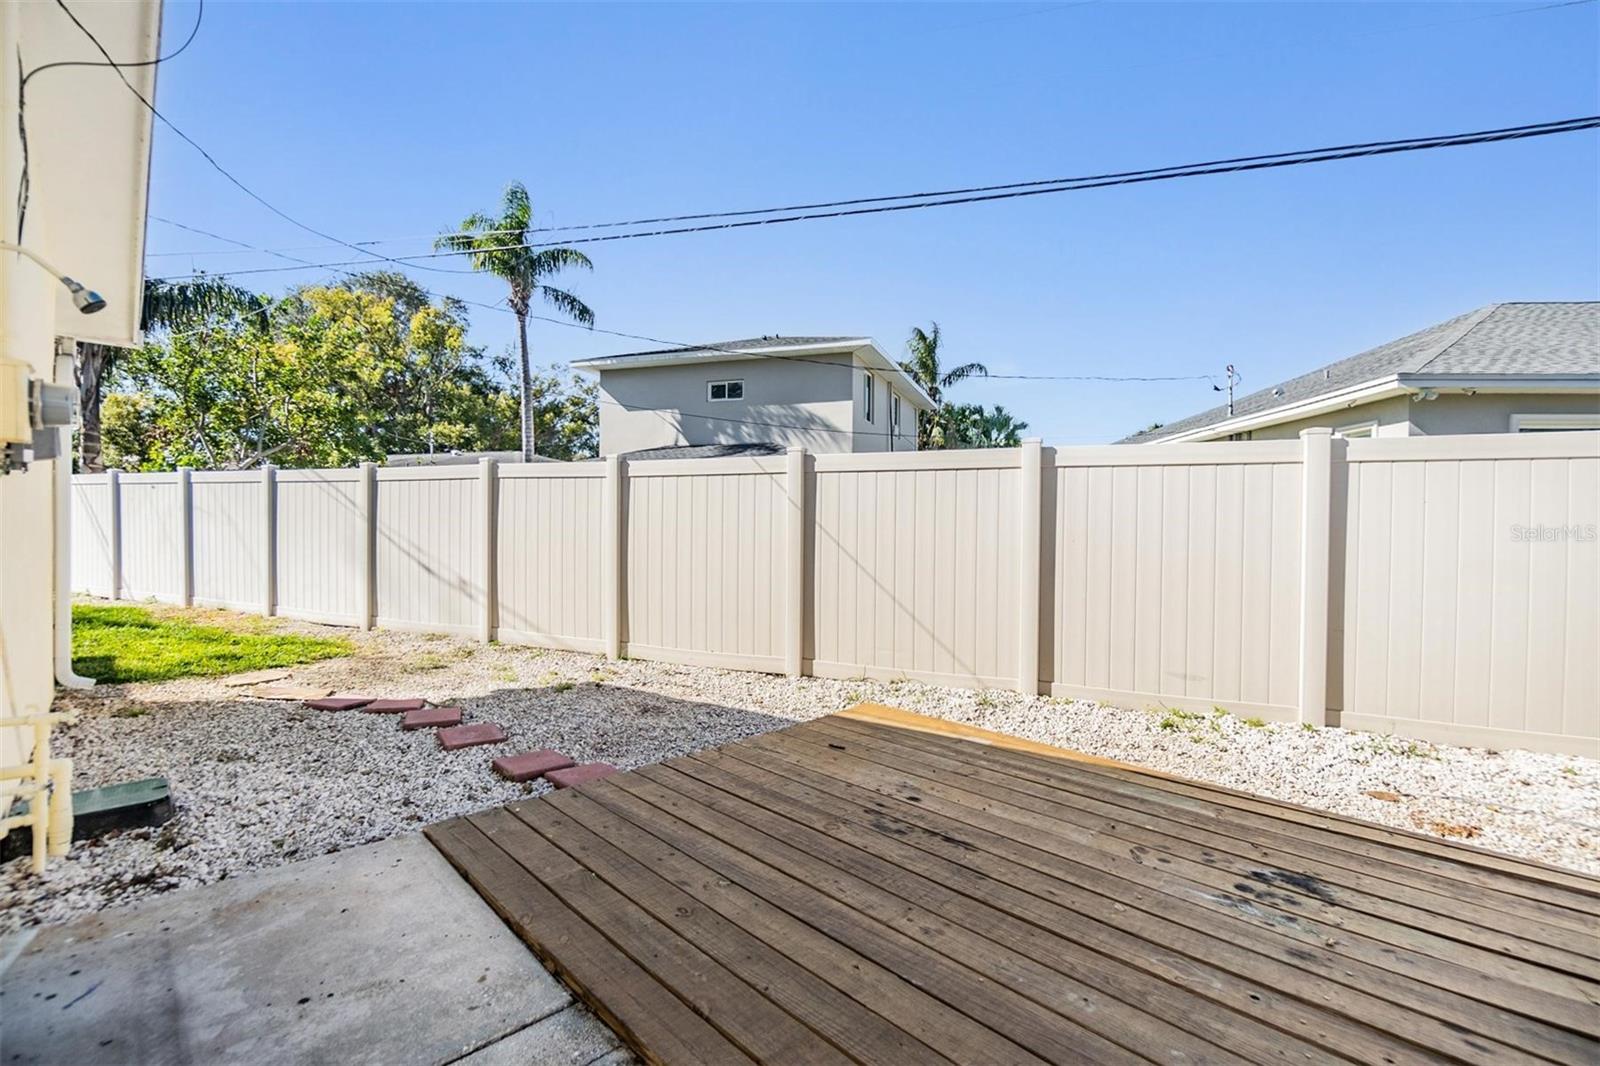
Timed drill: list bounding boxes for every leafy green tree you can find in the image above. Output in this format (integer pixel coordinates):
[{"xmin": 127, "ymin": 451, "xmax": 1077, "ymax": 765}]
[
  {"xmin": 898, "ymin": 322, "xmax": 988, "ymax": 448},
  {"xmin": 928, "ymin": 402, "xmax": 1030, "ymax": 449},
  {"xmin": 970, "ymin": 405, "xmax": 1030, "ymax": 447},
  {"xmin": 76, "ymin": 275, "xmax": 265, "ymax": 470},
  {"xmin": 436, "ymin": 183, "xmax": 594, "ymax": 460},
  {"xmin": 100, "ymin": 280, "xmax": 599, "ymax": 470}
]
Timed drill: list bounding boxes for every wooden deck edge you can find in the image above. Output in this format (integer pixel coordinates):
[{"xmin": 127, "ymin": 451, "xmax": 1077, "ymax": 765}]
[
  {"xmin": 836, "ymin": 703, "xmax": 1153, "ymax": 774},
  {"xmin": 834, "ymin": 703, "xmax": 1600, "ymax": 894}
]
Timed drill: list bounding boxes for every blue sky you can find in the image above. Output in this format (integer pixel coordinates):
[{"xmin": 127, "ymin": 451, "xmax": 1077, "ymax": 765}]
[{"xmin": 142, "ymin": 1, "xmax": 1599, "ymax": 444}]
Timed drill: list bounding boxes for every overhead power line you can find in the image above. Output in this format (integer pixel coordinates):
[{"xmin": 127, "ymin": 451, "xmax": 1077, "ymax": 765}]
[
  {"xmin": 157, "ymin": 115, "xmax": 1600, "ymax": 282},
  {"xmin": 16, "ymin": 0, "xmax": 205, "ymax": 239},
  {"xmin": 149, "ymin": 217, "xmax": 1217, "ymax": 387}
]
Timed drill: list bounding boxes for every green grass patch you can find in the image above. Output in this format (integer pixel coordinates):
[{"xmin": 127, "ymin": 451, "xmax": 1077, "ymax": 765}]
[{"xmin": 73, "ymin": 603, "xmax": 353, "ymax": 684}]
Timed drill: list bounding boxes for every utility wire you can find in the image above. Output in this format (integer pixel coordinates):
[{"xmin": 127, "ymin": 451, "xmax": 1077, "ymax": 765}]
[
  {"xmin": 23, "ymin": 0, "xmax": 205, "ymax": 88},
  {"xmin": 44, "ymin": 0, "xmax": 476, "ymax": 276},
  {"xmin": 138, "ymin": 2, "xmax": 1597, "ymax": 261},
  {"xmin": 159, "ymin": 115, "xmax": 1600, "ymax": 281},
  {"xmin": 16, "ymin": 0, "xmax": 205, "ymax": 239},
  {"xmin": 152, "ymin": 240, "xmax": 1217, "ymax": 388}
]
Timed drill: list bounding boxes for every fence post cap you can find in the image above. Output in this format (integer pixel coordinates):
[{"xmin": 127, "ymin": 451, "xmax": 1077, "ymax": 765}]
[{"xmin": 1299, "ymin": 427, "xmax": 1335, "ymax": 438}]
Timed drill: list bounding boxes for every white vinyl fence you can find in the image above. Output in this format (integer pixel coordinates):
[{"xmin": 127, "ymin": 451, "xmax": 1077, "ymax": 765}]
[{"xmin": 72, "ymin": 430, "xmax": 1600, "ymax": 756}]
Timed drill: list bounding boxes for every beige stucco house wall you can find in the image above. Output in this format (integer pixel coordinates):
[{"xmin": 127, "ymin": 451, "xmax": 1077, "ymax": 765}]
[
  {"xmin": 576, "ymin": 337, "xmax": 928, "ymax": 456},
  {"xmin": 1, "ymin": 0, "xmax": 159, "ymax": 819},
  {"xmin": 1227, "ymin": 392, "xmax": 1600, "ymax": 441},
  {"xmin": 1123, "ymin": 303, "xmax": 1598, "ymax": 445}
]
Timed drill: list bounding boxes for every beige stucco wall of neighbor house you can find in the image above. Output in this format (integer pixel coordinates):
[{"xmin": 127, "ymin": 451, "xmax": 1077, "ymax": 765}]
[
  {"xmin": 1408, "ymin": 392, "xmax": 1600, "ymax": 435},
  {"xmin": 1, "ymin": 0, "xmax": 159, "ymax": 820},
  {"xmin": 847, "ymin": 363, "xmax": 919, "ymax": 452},
  {"xmin": 1229, "ymin": 391, "xmax": 1599, "ymax": 441},
  {"xmin": 596, "ymin": 352, "xmax": 921, "ymax": 454},
  {"xmin": 1239, "ymin": 395, "xmax": 1417, "ymax": 440}
]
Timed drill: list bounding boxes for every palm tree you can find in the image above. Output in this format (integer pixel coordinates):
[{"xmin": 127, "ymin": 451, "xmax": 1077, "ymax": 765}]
[
  {"xmin": 898, "ymin": 322, "xmax": 987, "ymax": 449},
  {"xmin": 76, "ymin": 276, "xmax": 264, "ymax": 471},
  {"xmin": 973, "ymin": 405, "xmax": 1029, "ymax": 448},
  {"xmin": 436, "ymin": 183, "xmax": 593, "ymax": 460}
]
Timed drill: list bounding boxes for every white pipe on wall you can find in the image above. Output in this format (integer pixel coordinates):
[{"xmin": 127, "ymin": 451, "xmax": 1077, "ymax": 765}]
[{"xmin": 53, "ymin": 342, "xmax": 93, "ymax": 689}]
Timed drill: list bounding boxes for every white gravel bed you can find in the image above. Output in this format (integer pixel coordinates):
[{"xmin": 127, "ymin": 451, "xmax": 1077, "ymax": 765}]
[{"xmin": 4, "ymin": 618, "xmax": 1596, "ymax": 932}]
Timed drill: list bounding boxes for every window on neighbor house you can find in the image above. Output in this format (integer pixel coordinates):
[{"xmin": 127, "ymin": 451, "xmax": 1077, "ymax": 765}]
[
  {"xmin": 892, "ymin": 393, "xmax": 902, "ymax": 434},
  {"xmin": 1510, "ymin": 413, "xmax": 1600, "ymax": 432},
  {"xmin": 1334, "ymin": 422, "xmax": 1377, "ymax": 439},
  {"xmin": 707, "ymin": 380, "xmax": 744, "ymax": 402},
  {"xmin": 863, "ymin": 372, "xmax": 876, "ymax": 422}
]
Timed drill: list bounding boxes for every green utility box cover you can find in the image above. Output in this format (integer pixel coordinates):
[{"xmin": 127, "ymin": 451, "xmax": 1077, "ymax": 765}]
[{"xmin": 1, "ymin": 777, "xmax": 172, "ymax": 861}]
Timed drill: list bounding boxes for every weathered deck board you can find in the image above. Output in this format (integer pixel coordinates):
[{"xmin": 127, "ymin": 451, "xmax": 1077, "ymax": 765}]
[{"xmin": 425, "ymin": 705, "xmax": 1600, "ymax": 1066}]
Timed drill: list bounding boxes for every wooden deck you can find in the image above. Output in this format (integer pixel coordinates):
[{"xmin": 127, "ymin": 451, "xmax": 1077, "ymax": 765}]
[{"xmin": 425, "ymin": 705, "xmax": 1600, "ymax": 1065}]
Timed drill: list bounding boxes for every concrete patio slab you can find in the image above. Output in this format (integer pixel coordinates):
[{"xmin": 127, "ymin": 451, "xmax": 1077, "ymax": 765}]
[
  {"xmin": 0, "ymin": 834, "xmax": 602, "ymax": 1066},
  {"xmin": 452, "ymin": 1002, "xmax": 624, "ymax": 1066}
]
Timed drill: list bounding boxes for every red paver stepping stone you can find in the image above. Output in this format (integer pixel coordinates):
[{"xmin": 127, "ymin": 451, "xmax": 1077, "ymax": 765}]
[
  {"xmin": 545, "ymin": 763, "xmax": 618, "ymax": 790},
  {"xmin": 304, "ymin": 696, "xmax": 373, "ymax": 711},
  {"xmin": 401, "ymin": 706, "xmax": 463, "ymax": 731},
  {"xmin": 362, "ymin": 698, "xmax": 428, "ymax": 714},
  {"xmin": 492, "ymin": 749, "xmax": 577, "ymax": 782},
  {"xmin": 438, "ymin": 723, "xmax": 508, "ymax": 751}
]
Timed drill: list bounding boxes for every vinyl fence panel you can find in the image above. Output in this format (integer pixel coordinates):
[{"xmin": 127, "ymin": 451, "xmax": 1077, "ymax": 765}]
[
  {"xmin": 117, "ymin": 473, "xmax": 183, "ymax": 604},
  {"xmin": 275, "ymin": 469, "xmax": 366, "ymax": 626},
  {"xmin": 70, "ymin": 474, "xmax": 115, "ymax": 598},
  {"xmin": 496, "ymin": 463, "xmax": 606, "ymax": 651},
  {"xmin": 810, "ymin": 451, "xmax": 1022, "ymax": 688},
  {"xmin": 1336, "ymin": 433, "xmax": 1599, "ymax": 754},
  {"xmin": 624, "ymin": 457, "xmax": 789, "ymax": 671},
  {"xmin": 373, "ymin": 467, "xmax": 483, "ymax": 635},
  {"xmin": 1047, "ymin": 443, "xmax": 1305, "ymax": 721},
  {"xmin": 190, "ymin": 472, "xmax": 265, "ymax": 611},
  {"xmin": 71, "ymin": 430, "xmax": 1600, "ymax": 757}
]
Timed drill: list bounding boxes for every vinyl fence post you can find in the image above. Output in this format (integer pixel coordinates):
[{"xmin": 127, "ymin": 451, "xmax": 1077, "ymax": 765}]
[
  {"xmin": 261, "ymin": 463, "xmax": 277, "ymax": 618},
  {"xmin": 106, "ymin": 468, "xmax": 122, "ymax": 601},
  {"xmin": 480, "ymin": 457, "xmax": 498, "ymax": 644},
  {"xmin": 1016, "ymin": 438, "xmax": 1043, "ymax": 696},
  {"xmin": 1298, "ymin": 428, "xmax": 1334, "ymax": 727},
  {"xmin": 359, "ymin": 461, "xmax": 377, "ymax": 630},
  {"xmin": 602, "ymin": 454, "xmax": 624, "ymax": 661},
  {"xmin": 785, "ymin": 446, "xmax": 808, "ymax": 678},
  {"xmin": 177, "ymin": 466, "xmax": 193, "ymax": 607}
]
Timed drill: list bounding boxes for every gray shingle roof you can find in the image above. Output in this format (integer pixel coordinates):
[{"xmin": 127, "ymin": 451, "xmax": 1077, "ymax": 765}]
[
  {"xmin": 597, "ymin": 337, "xmax": 863, "ymax": 360},
  {"xmin": 622, "ymin": 442, "xmax": 786, "ymax": 461},
  {"xmin": 1122, "ymin": 302, "xmax": 1598, "ymax": 443}
]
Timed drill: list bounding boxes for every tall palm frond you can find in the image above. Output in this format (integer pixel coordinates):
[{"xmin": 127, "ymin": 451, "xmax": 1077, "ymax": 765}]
[
  {"xmin": 900, "ymin": 321, "xmax": 988, "ymax": 448},
  {"xmin": 141, "ymin": 276, "xmax": 269, "ymax": 334},
  {"xmin": 437, "ymin": 182, "xmax": 595, "ymax": 460}
]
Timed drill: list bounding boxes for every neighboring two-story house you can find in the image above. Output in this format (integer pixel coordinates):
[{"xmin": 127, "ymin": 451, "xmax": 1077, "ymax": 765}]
[
  {"xmin": 571, "ymin": 336, "xmax": 935, "ymax": 457},
  {"xmin": 1122, "ymin": 302, "xmax": 1598, "ymax": 444}
]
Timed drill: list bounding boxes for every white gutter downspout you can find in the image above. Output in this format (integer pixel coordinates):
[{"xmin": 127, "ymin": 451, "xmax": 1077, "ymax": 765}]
[{"xmin": 53, "ymin": 340, "xmax": 93, "ymax": 689}]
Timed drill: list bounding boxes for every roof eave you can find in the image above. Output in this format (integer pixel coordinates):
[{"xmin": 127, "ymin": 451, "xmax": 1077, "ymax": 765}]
[
  {"xmin": 1137, "ymin": 372, "xmax": 1600, "ymax": 444},
  {"xmin": 573, "ymin": 339, "xmax": 938, "ymax": 411}
]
